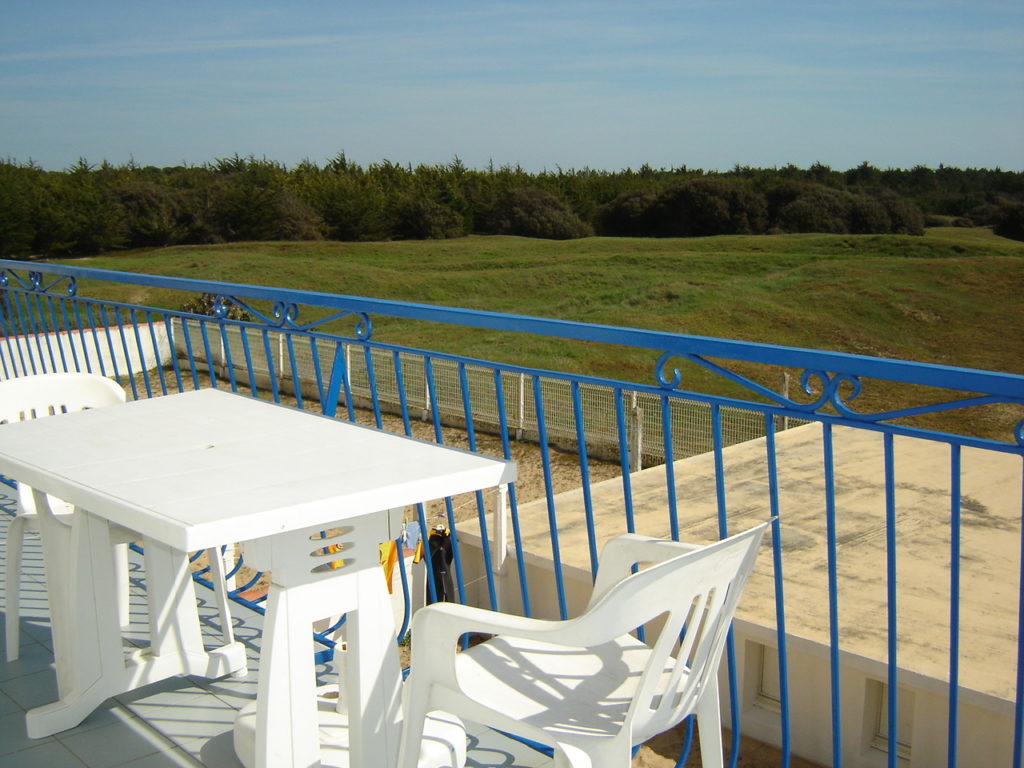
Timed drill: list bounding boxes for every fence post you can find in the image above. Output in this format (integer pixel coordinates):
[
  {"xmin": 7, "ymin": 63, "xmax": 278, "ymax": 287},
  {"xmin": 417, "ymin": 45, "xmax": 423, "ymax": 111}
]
[
  {"xmin": 631, "ymin": 390, "xmax": 643, "ymax": 473},
  {"xmin": 517, "ymin": 372, "xmax": 525, "ymax": 441},
  {"xmin": 781, "ymin": 372, "xmax": 791, "ymax": 431}
]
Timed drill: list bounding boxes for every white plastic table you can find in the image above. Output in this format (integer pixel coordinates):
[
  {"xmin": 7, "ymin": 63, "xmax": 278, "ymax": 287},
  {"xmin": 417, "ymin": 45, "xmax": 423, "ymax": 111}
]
[{"xmin": 0, "ymin": 388, "xmax": 516, "ymax": 767}]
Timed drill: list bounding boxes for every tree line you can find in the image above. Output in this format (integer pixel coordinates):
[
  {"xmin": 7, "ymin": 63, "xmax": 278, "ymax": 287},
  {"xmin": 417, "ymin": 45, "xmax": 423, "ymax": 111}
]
[{"xmin": 1, "ymin": 155, "xmax": 1022, "ymax": 258}]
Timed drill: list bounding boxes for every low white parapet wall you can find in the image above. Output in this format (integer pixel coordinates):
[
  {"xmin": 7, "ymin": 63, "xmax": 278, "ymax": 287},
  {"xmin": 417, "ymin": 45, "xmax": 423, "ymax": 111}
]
[{"xmin": 0, "ymin": 323, "xmax": 171, "ymax": 381}]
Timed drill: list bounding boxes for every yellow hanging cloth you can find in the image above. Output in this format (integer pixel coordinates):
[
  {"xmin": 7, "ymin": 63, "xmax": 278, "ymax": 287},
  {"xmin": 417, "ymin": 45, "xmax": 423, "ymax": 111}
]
[{"xmin": 379, "ymin": 540, "xmax": 399, "ymax": 594}]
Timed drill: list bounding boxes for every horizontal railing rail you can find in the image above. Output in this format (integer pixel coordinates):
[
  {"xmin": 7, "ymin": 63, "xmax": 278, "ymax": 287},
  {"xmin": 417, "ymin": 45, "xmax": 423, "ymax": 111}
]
[{"xmin": 1, "ymin": 258, "xmax": 1022, "ymax": 768}]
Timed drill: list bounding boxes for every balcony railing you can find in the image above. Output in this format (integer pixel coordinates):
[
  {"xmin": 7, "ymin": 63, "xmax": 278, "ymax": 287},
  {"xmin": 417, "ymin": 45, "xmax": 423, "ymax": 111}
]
[{"xmin": 1, "ymin": 259, "xmax": 1022, "ymax": 768}]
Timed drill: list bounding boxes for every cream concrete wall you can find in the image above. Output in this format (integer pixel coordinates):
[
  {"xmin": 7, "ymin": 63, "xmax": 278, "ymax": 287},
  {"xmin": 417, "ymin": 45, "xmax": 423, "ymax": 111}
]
[
  {"xmin": 455, "ymin": 422, "xmax": 1021, "ymax": 767},
  {"xmin": 457, "ymin": 533, "xmax": 1015, "ymax": 767},
  {"xmin": 1, "ymin": 323, "xmax": 171, "ymax": 380}
]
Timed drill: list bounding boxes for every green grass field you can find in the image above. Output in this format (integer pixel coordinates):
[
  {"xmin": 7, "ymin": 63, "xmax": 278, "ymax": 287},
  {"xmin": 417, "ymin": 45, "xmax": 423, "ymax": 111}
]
[{"xmin": 40, "ymin": 227, "xmax": 1024, "ymax": 440}]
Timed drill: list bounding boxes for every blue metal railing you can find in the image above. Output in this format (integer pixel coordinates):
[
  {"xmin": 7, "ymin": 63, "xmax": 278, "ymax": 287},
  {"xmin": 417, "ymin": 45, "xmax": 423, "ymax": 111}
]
[{"xmin": 2, "ymin": 259, "xmax": 1023, "ymax": 768}]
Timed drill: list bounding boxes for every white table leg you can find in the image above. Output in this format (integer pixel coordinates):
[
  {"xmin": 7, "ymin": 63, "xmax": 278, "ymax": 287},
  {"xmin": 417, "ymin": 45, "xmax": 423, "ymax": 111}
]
[
  {"xmin": 253, "ymin": 584, "xmax": 322, "ymax": 768},
  {"xmin": 27, "ymin": 508, "xmax": 127, "ymax": 738},
  {"xmin": 346, "ymin": 565, "xmax": 403, "ymax": 768},
  {"xmin": 27, "ymin": 507, "xmax": 246, "ymax": 738}
]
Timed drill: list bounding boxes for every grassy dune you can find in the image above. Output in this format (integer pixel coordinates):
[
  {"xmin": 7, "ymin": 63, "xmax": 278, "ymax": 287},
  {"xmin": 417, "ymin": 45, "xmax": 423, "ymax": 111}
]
[{"xmin": 43, "ymin": 228, "xmax": 1024, "ymax": 440}]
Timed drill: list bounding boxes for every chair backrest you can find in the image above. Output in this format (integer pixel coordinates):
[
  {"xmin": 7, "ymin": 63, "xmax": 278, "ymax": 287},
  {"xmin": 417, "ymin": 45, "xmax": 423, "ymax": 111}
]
[
  {"xmin": 579, "ymin": 523, "xmax": 767, "ymax": 740},
  {"xmin": 0, "ymin": 373, "xmax": 127, "ymax": 425},
  {"xmin": 0, "ymin": 373, "xmax": 128, "ymax": 515}
]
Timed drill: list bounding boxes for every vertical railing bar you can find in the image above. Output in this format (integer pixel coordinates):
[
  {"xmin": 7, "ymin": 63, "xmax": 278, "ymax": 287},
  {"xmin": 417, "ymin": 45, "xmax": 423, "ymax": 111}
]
[
  {"xmin": 571, "ymin": 381, "xmax": 599, "ymax": 579},
  {"xmin": 98, "ymin": 305, "xmax": 123, "ymax": 385},
  {"xmin": 458, "ymin": 362, "xmax": 498, "ymax": 611},
  {"xmin": 25, "ymin": 292, "xmax": 50, "ymax": 373},
  {"xmin": 310, "ymin": 337, "xmax": 326, "ymax": 406},
  {"xmin": 410, "ymin": 355, "xmax": 437, "ymax": 605},
  {"xmin": 323, "ymin": 340, "xmax": 345, "ymax": 418},
  {"xmin": 0, "ymin": 297, "xmax": 12, "ymax": 379},
  {"xmin": 180, "ymin": 317, "xmax": 201, "ymax": 390},
  {"xmin": 111, "ymin": 306, "xmax": 137, "ymax": 395},
  {"xmin": 45, "ymin": 295, "xmax": 68, "ymax": 372},
  {"xmin": 883, "ymin": 432, "xmax": 898, "ymax": 768},
  {"xmin": 712, "ymin": 402, "xmax": 741, "ymax": 768},
  {"xmin": 661, "ymin": 394, "xmax": 680, "ymax": 542},
  {"xmin": 219, "ymin": 322, "xmax": 240, "ymax": 394},
  {"xmin": 38, "ymin": 294, "xmax": 59, "ymax": 372},
  {"xmin": 394, "ymin": 359, "xmax": 432, "ymax": 614},
  {"xmin": 145, "ymin": 313, "xmax": 166, "ymax": 397},
  {"xmin": 0, "ymin": 292, "xmax": 21, "ymax": 377},
  {"xmin": 145, "ymin": 310, "xmax": 169, "ymax": 396},
  {"xmin": 494, "ymin": 368, "xmax": 531, "ymax": 617},
  {"xmin": 108, "ymin": 305, "xmax": 134, "ymax": 395},
  {"xmin": 238, "ymin": 326, "xmax": 258, "ymax": 398},
  {"xmin": 764, "ymin": 413, "xmax": 792, "ymax": 768},
  {"xmin": 534, "ymin": 374, "xmax": 568, "ymax": 620},
  {"xmin": 130, "ymin": 308, "xmax": 154, "ymax": 398},
  {"xmin": 823, "ymin": 422, "xmax": 843, "ymax": 768},
  {"xmin": 363, "ymin": 345, "xmax": 382, "ymax": 428},
  {"xmin": 164, "ymin": 315, "xmax": 185, "ymax": 393},
  {"xmin": 425, "ymin": 356, "xmax": 444, "ymax": 444},
  {"xmin": 423, "ymin": 357, "xmax": 465, "ymax": 604},
  {"xmin": 261, "ymin": 329, "xmax": 280, "ymax": 402},
  {"xmin": 614, "ymin": 388, "xmax": 637, "ymax": 534},
  {"xmin": 76, "ymin": 303, "xmax": 97, "ymax": 375},
  {"xmin": 947, "ymin": 444, "xmax": 962, "ymax": 768},
  {"xmin": 58, "ymin": 298, "xmax": 80, "ymax": 373},
  {"xmin": 416, "ymin": 501, "xmax": 438, "ymax": 605},
  {"xmin": 13, "ymin": 293, "xmax": 38, "ymax": 375},
  {"xmin": 285, "ymin": 332, "xmax": 303, "ymax": 409},
  {"xmin": 393, "ymin": 350, "xmax": 412, "ymax": 437},
  {"xmin": 57, "ymin": 299, "xmax": 78, "ymax": 374},
  {"xmin": 198, "ymin": 318, "xmax": 218, "ymax": 391}
]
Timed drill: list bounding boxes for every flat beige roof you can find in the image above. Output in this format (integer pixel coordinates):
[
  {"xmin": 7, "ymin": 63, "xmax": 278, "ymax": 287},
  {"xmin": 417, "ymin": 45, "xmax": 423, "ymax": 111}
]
[{"xmin": 510, "ymin": 423, "xmax": 1022, "ymax": 702}]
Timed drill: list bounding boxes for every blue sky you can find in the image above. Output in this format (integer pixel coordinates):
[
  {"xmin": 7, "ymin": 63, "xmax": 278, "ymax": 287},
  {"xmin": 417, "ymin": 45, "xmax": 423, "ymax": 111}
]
[{"xmin": 2, "ymin": 0, "xmax": 1022, "ymax": 172}]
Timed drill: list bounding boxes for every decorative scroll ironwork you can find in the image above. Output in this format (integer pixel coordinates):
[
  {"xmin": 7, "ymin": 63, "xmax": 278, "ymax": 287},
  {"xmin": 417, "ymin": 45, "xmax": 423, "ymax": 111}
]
[
  {"xmin": 0, "ymin": 268, "xmax": 77, "ymax": 296},
  {"xmin": 656, "ymin": 351, "xmax": 1024, "ymax": 444},
  {"xmin": 211, "ymin": 295, "xmax": 372, "ymax": 339}
]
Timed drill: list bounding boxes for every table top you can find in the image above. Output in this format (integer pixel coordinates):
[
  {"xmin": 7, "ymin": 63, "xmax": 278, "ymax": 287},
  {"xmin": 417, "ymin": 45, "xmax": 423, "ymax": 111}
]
[{"xmin": 0, "ymin": 388, "xmax": 516, "ymax": 551}]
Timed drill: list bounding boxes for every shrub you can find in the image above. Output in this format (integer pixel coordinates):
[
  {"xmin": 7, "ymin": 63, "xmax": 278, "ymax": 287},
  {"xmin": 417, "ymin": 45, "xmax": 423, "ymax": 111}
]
[
  {"xmin": 393, "ymin": 198, "xmax": 464, "ymax": 240},
  {"xmin": 106, "ymin": 181, "xmax": 185, "ymax": 247},
  {"xmin": 994, "ymin": 202, "xmax": 1024, "ymax": 241},
  {"xmin": 487, "ymin": 187, "xmax": 592, "ymax": 240},
  {"xmin": 772, "ymin": 184, "xmax": 853, "ymax": 234},
  {"xmin": 207, "ymin": 178, "xmax": 323, "ymax": 241},
  {"xmin": 299, "ymin": 174, "xmax": 390, "ymax": 241},
  {"xmin": 879, "ymin": 193, "xmax": 925, "ymax": 235},
  {"xmin": 849, "ymin": 195, "xmax": 891, "ymax": 234},
  {"xmin": 647, "ymin": 179, "xmax": 768, "ymax": 237},
  {"xmin": 0, "ymin": 164, "xmax": 39, "ymax": 257},
  {"xmin": 594, "ymin": 190, "xmax": 659, "ymax": 236},
  {"xmin": 180, "ymin": 293, "xmax": 252, "ymax": 321}
]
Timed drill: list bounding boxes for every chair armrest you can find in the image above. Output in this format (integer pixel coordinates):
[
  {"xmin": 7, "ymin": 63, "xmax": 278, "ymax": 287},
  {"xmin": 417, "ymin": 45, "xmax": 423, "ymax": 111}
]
[
  {"xmin": 589, "ymin": 534, "xmax": 701, "ymax": 608},
  {"xmin": 410, "ymin": 601, "xmax": 577, "ymax": 651}
]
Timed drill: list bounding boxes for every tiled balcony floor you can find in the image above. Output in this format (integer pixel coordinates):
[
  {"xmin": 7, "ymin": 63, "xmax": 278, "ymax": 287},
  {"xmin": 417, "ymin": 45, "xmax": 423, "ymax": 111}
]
[{"xmin": 0, "ymin": 508, "xmax": 546, "ymax": 768}]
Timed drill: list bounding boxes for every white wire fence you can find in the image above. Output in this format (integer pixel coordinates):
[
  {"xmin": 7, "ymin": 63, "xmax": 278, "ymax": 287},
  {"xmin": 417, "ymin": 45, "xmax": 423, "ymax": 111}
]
[{"xmin": 178, "ymin": 321, "xmax": 798, "ymax": 469}]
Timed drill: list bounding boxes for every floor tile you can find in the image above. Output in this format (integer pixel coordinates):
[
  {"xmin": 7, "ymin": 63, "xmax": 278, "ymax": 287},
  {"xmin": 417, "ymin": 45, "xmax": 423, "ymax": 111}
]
[
  {"xmin": 2, "ymin": 667, "xmax": 59, "ymax": 710},
  {"xmin": 0, "ymin": 638, "xmax": 55, "ymax": 683},
  {"xmin": 57, "ymin": 715, "xmax": 179, "ymax": 768},
  {"xmin": 0, "ymin": 687, "xmax": 23, "ymax": 715},
  {"xmin": 0, "ymin": 708, "xmax": 53, "ymax": 757},
  {"xmin": 0, "ymin": 740, "xmax": 87, "ymax": 768},
  {"xmin": 113, "ymin": 745, "xmax": 204, "ymax": 767}
]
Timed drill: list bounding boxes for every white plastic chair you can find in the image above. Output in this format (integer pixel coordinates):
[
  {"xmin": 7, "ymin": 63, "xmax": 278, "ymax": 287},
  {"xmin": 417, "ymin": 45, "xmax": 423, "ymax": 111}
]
[
  {"xmin": 397, "ymin": 523, "xmax": 768, "ymax": 768},
  {"xmin": 1, "ymin": 373, "xmax": 236, "ymax": 662}
]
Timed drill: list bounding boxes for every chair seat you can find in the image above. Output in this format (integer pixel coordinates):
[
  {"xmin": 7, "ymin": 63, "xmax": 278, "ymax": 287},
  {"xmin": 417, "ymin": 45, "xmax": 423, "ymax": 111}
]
[{"xmin": 455, "ymin": 633, "xmax": 683, "ymax": 745}]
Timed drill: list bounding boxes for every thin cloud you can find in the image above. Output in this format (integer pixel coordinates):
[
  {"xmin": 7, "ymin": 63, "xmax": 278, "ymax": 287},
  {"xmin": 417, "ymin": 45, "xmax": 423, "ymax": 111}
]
[{"xmin": 0, "ymin": 34, "xmax": 353, "ymax": 64}]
